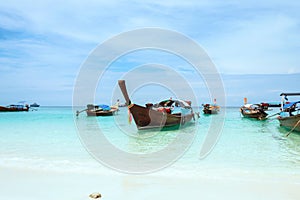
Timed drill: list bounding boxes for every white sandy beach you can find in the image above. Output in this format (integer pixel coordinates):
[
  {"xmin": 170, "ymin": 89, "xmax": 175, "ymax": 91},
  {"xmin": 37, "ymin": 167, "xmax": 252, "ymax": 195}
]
[{"xmin": 1, "ymin": 166, "xmax": 300, "ymax": 200}]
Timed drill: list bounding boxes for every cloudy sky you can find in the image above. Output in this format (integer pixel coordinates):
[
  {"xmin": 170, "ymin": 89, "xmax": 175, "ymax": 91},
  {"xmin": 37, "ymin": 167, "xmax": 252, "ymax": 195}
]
[{"xmin": 0, "ymin": 0, "xmax": 299, "ymax": 106}]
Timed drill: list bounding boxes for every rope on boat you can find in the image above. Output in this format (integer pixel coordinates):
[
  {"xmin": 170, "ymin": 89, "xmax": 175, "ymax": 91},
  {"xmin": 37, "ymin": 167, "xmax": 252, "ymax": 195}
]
[{"xmin": 286, "ymin": 119, "xmax": 300, "ymax": 137}]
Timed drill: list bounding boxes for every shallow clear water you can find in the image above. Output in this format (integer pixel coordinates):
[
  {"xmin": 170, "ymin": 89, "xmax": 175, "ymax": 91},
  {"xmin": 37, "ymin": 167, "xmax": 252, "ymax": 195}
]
[{"xmin": 1, "ymin": 106, "xmax": 300, "ymax": 176}]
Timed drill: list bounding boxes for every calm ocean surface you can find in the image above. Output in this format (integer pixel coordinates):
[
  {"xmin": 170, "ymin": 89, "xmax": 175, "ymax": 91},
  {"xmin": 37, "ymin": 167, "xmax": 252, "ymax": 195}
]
[{"xmin": 1, "ymin": 106, "xmax": 300, "ymax": 176}]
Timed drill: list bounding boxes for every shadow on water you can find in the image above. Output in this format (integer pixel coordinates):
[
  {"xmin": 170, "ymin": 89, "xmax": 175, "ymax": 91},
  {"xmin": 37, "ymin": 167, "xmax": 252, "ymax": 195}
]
[
  {"xmin": 240, "ymin": 117, "xmax": 267, "ymax": 122},
  {"xmin": 273, "ymin": 126, "xmax": 300, "ymax": 167},
  {"xmin": 278, "ymin": 125, "xmax": 300, "ymax": 134},
  {"xmin": 239, "ymin": 116, "xmax": 271, "ymax": 133},
  {"xmin": 117, "ymin": 121, "xmax": 197, "ymax": 156},
  {"xmin": 137, "ymin": 120, "xmax": 197, "ymax": 133},
  {"xmin": 77, "ymin": 115, "xmax": 198, "ymax": 155}
]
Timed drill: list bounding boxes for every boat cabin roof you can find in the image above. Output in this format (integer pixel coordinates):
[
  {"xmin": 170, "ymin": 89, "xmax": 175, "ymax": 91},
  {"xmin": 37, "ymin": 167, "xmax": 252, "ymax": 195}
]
[
  {"xmin": 244, "ymin": 104, "xmax": 261, "ymax": 108},
  {"xmin": 157, "ymin": 99, "xmax": 191, "ymax": 108},
  {"xmin": 280, "ymin": 93, "xmax": 300, "ymax": 96},
  {"xmin": 283, "ymin": 101, "xmax": 300, "ymax": 109},
  {"xmin": 244, "ymin": 104, "xmax": 253, "ymax": 108},
  {"xmin": 8, "ymin": 104, "xmax": 25, "ymax": 108},
  {"xmin": 96, "ymin": 104, "xmax": 111, "ymax": 110}
]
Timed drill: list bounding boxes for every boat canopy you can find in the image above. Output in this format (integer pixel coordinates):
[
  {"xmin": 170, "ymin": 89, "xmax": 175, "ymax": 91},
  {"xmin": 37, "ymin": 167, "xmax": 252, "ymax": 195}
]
[
  {"xmin": 157, "ymin": 99, "xmax": 191, "ymax": 108},
  {"xmin": 264, "ymin": 102, "xmax": 281, "ymax": 107},
  {"xmin": 243, "ymin": 104, "xmax": 254, "ymax": 108},
  {"xmin": 280, "ymin": 93, "xmax": 300, "ymax": 96},
  {"xmin": 243, "ymin": 103, "xmax": 259, "ymax": 108},
  {"xmin": 97, "ymin": 104, "xmax": 111, "ymax": 111},
  {"xmin": 8, "ymin": 104, "xmax": 25, "ymax": 108},
  {"xmin": 283, "ymin": 101, "xmax": 300, "ymax": 109}
]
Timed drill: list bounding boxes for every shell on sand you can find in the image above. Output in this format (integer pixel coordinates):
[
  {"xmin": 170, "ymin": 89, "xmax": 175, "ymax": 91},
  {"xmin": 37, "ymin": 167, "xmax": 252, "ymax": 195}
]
[{"xmin": 89, "ymin": 192, "xmax": 102, "ymax": 199}]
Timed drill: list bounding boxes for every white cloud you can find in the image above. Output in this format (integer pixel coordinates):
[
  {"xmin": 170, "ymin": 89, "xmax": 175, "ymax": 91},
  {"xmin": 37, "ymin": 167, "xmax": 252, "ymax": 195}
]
[
  {"xmin": 205, "ymin": 14, "xmax": 300, "ymax": 74},
  {"xmin": 0, "ymin": 0, "xmax": 300, "ymax": 105}
]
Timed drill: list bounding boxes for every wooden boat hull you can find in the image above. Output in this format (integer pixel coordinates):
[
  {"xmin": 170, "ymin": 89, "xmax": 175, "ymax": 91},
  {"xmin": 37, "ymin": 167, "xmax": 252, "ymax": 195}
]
[
  {"xmin": 203, "ymin": 108, "xmax": 219, "ymax": 114},
  {"xmin": 240, "ymin": 108, "xmax": 268, "ymax": 120},
  {"xmin": 0, "ymin": 106, "xmax": 29, "ymax": 112},
  {"xmin": 202, "ymin": 103, "xmax": 219, "ymax": 115},
  {"xmin": 86, "ymin": 109, "xmax": 117, "ymax": 116},
  {"xmin": 129, "ymin": 104, "xmax": 194, "ymax": 130},
  {"xmin": 278, "ymin": 114, "xmax": 300, "ymax": 132}
]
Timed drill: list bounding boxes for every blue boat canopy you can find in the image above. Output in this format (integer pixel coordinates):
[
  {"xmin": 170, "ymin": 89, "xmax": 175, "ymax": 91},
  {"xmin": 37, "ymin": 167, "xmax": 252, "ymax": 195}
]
[
  {"xmin": 283, "ymin": 101, "xmax": 300, "ymax": 109},
  {"xmin": 97, "ymin": 104, "xmax": 111, "ymax": 111}
]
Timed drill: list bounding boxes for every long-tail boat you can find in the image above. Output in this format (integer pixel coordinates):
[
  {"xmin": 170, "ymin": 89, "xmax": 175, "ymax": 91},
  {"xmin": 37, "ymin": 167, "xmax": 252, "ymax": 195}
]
[
  {"xmin": 240, "ymin": 98, "xmax": 280, "ymax": 120},
  {"xmin": 202, "ymin": 99, "xmax": 220, "ymax": 114},
  {"xmin": 76, "ymin": 104, "xmax": 119, "ymax": 116},
  {"xmin": 118, "ymin": 80, "xmax": 195, "ymax": 130},
  {"xmin": 240, "ymin": 103, "xmax": 269, "ymax": 120},
  {"xmin": 0, "ymin": 104, "xmax": 29, "ymax": 112},
  {"xmin": 277, "ymin": 93, "xmax": 300, "ymax": 132}
]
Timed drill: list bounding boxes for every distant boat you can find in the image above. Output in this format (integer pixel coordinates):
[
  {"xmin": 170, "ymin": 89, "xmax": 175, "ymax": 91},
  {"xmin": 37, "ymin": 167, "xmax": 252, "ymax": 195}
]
[
  {"xmin": 240, "ymin": 104, "xmax": 268, "ymax": 120},
  {"xmin": 30, "ymin": 102, "xmax": 40, "ymax": 107},
  {"xmin": 0, "ymin": 104, "xmax": 29, "ymax": 112},
  {"xmin": 118, "ymin": 80, "xmax": 195, "ymax": 130},
  {"xmin": 118, "ymin": 103, "xmax": 127, "ymax": 107},
  {"xmin": 277, "ymin": 93, "xmax": 300, "ymax": 132},
  {"xmin": 203, "ymin": 104, "xmax": 220, "ymax": 114},
  {"xmin": 85, "ymin": 104, "xmax": 119, "ymax": 116},
  {"xmin": 240, "ymin": 97, "xmax": 280, "ymax": 120},
  {"xmin": 202, "ymin": 99, "xmax": 220, "ymax": 114},
  {"xmin": 115, "ymin": 99, "xmax": 127, "ymax": 107}
]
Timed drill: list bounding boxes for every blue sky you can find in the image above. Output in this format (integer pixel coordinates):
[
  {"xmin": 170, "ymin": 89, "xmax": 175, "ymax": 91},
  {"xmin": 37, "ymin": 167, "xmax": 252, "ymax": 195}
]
[{"xmin": 0, "ymin": 0, "xmax": 299, "ymax": 106}]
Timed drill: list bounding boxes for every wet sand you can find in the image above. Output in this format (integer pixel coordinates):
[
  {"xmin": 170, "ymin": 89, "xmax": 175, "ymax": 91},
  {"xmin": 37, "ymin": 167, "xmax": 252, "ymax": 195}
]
[{"xmin": 1, "ymin": 166, "xmax": 300, "ymax": 200}]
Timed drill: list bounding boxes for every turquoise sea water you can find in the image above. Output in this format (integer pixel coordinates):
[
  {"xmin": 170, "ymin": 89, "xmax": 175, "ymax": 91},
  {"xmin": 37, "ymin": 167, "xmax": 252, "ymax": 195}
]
[{"xmin": 1, "ymin": 106, "xmax": 300, "ymax": 176}]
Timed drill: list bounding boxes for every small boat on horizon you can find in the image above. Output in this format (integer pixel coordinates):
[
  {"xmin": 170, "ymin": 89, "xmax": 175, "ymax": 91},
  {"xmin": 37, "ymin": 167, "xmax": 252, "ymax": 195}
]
[
  {"xmin": 277, "ymin": 93, "xmax": 300, "ymax": 133},
  {"xmin": 30, "ymin": 102, "xmax": 40, "ymax": 107},
  {"xmin": 118, "ymin": 80, "xmax": 195, "ymax": 130},
  {"xmin": 115, "ymin": 99, "xmax": 127, "ymax": 107},
  {"xmin": 0, "ymin": 104, "xmax": 29, "ymax": 112}
]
